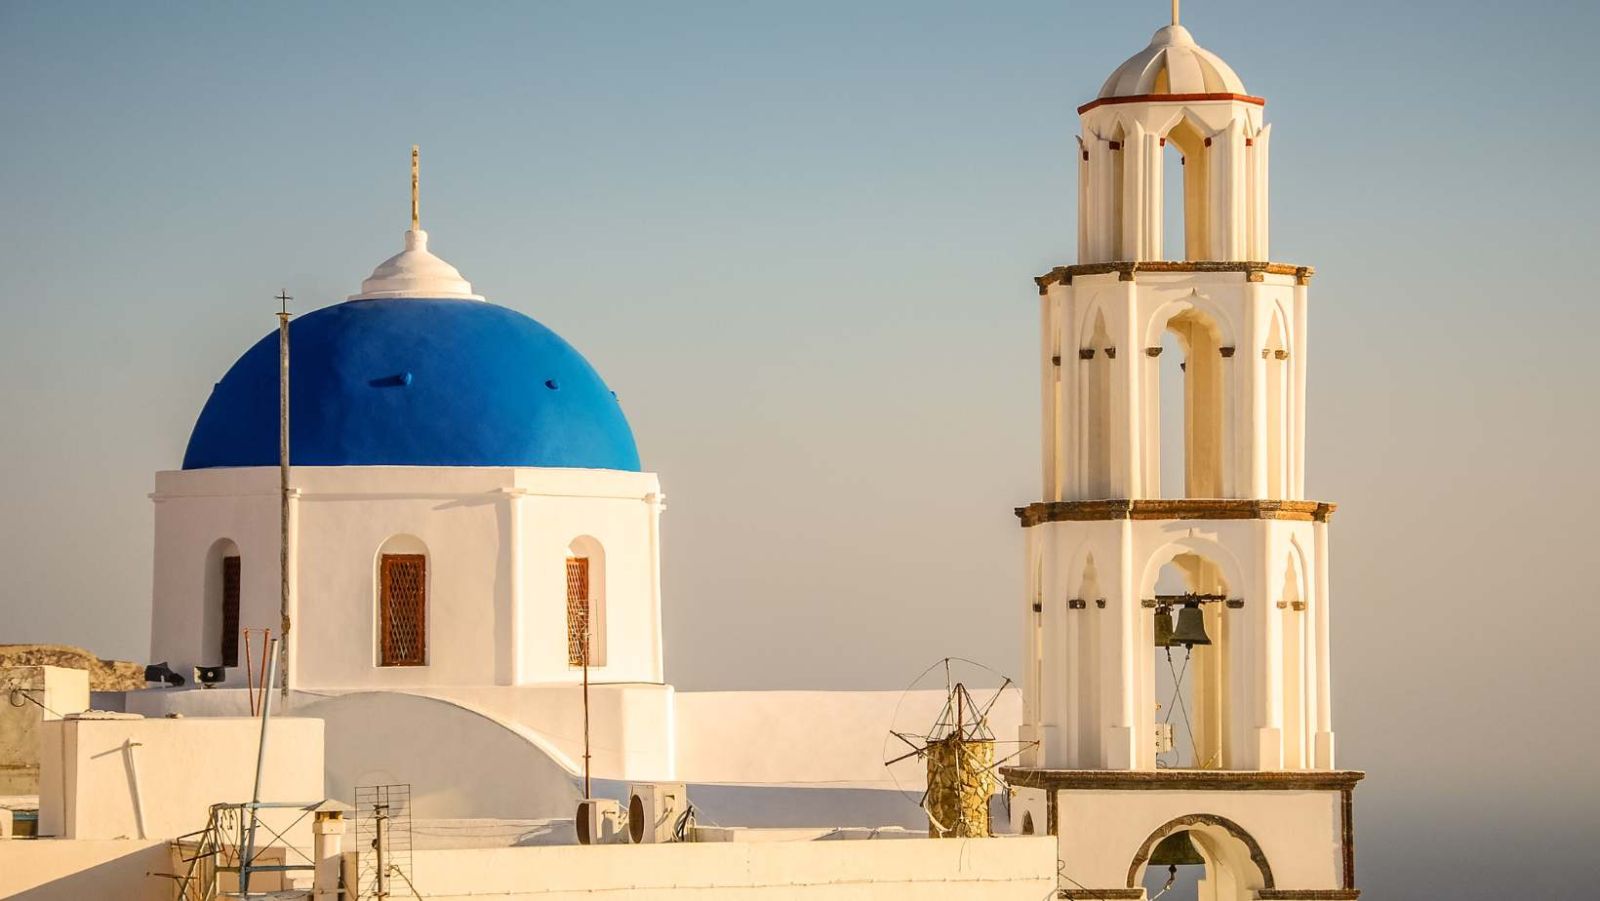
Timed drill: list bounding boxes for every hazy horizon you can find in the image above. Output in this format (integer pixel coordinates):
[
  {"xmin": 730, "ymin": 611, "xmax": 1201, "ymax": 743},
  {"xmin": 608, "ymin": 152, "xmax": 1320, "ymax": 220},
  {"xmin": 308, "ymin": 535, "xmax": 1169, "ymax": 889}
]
[{"xmin": 3, "ymin": 1, "xmax": 1595, "ymax": 897}]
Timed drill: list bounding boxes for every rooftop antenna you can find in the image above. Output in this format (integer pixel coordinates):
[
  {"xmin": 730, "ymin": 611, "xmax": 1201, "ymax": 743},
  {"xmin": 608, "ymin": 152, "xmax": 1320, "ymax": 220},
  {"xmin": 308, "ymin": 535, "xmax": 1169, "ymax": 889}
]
[
  {"xmin": 276, "ymin": 290, "xmax": 292, "ymax": 699},
  {"xmin": 411, "ymin": 145, "xmax": 421, "ymax": 231}
]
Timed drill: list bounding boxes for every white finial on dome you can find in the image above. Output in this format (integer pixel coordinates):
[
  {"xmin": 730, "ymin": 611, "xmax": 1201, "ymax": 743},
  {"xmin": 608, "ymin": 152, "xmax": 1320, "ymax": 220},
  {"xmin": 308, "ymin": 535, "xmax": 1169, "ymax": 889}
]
[
  {"xmin": 349, "ymin": 146, "xmax": 484, "ymax": 301},
  {"xmin": 1172, "ymin": 0, "xmax": 1180, "ymax": 26}
]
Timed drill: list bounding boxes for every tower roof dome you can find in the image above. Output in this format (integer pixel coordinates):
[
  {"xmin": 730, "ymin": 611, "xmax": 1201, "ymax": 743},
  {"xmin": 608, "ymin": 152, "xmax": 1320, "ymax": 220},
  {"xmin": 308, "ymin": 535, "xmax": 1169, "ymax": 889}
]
[{"xmin": 1097, "ymin": 24, "xmax": 1247, "ymax": 100}]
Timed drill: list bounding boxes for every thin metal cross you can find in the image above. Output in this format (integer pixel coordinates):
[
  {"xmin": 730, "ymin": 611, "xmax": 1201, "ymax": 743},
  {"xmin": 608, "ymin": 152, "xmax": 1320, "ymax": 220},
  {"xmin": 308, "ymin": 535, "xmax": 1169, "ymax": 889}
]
[{"xmin": 275, "ymin": 290, "xmax": 292, "ymax": 315}]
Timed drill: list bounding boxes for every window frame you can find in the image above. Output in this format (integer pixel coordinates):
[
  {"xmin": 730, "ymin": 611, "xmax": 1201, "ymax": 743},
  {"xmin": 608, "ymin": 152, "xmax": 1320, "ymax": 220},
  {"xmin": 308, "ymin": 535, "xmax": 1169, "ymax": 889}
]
[{"xmin": 379, "ymin": 553, "xmax": 428, "ymax": 667}]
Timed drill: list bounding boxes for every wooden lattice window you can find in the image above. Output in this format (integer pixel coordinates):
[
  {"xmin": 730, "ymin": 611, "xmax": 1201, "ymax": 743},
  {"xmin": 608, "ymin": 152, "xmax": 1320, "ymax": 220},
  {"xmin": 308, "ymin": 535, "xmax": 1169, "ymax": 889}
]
[
  {"xmin": 566, "ymin": 557, "xmax": 591, "ymax": 667},
  {"xmin": 380, "ymin": 554, "xmax": 427, "ymax": 667},
  {"xmin": 220, "ymin": 555, "xmax": 241, "ymax": 668}
]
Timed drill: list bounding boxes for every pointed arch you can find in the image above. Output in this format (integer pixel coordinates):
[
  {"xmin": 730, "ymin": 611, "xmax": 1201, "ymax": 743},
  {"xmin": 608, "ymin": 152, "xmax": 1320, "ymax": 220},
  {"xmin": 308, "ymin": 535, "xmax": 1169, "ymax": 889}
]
[
  {"xmin": 1154, "ymin": 110, "xmax": 1214, "ymax": 260},
  {"xmin": 1146, "ymin": 294, "xmax": 1229, "ymax": 498}
]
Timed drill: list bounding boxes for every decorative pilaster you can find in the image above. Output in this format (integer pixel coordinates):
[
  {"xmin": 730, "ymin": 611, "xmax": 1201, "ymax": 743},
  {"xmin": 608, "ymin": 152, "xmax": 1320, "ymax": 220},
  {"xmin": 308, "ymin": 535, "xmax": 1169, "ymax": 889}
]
[{"xmin": 1313, "ymin": 518, "xmax": 1335, "ymax": 768}]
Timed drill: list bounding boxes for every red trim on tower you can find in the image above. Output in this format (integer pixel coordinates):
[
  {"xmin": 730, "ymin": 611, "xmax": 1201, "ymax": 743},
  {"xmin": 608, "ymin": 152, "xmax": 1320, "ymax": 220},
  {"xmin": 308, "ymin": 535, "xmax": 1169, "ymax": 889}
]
[{"xmin": 1077, "ymin": 92, "xmax": 1266, "ymax": 115}]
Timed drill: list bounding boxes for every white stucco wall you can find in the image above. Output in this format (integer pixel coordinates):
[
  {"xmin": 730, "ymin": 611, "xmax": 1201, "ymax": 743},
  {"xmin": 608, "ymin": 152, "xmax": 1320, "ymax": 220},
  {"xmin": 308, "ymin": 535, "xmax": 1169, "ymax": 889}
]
[
  {"xmin": 0, "ymin": 839, "xmax": 170, "ymax": 901},
  {"xmin": 37, "ymin": 715, "xmax": 323, "ymax": 841},
  {"xmin": 128, "ymin": 681, "xmax": 677, "ymax": 785},
  {"xmin": 676, "ymin": 689, "xmax": 1022, "ymax": 789},
  {"xmin": 343, "ymin": 837, "xmax": 1057, "ymax": 900},
  {"xmin": 1054, "ymin": 788, "xmax": 1344, "ymax": 891},
  {"xmin": 150, "ymin": 466, "xmax": 664, "ymax": 693}
]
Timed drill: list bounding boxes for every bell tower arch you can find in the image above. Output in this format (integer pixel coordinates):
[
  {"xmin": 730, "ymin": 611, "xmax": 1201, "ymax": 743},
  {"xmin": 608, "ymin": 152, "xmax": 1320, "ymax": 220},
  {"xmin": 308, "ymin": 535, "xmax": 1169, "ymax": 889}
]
[{"xmin": 1007, "ymin": 7, "xmax": 1363, "ymax": 899}]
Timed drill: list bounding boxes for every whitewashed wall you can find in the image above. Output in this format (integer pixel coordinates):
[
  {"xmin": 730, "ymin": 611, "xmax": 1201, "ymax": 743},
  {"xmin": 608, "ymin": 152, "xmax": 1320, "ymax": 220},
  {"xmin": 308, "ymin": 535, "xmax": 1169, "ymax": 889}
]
[
  {"xmin": 37, "ymin": 715, "xmax": 323, "ymax": 841},
  {"xmin": 149, "ymin": 466, "xmax": 663, "ymax": 691},
  {"xmin": 343, "ymin": 837, "xmax": 1057, "ymax": 900}
]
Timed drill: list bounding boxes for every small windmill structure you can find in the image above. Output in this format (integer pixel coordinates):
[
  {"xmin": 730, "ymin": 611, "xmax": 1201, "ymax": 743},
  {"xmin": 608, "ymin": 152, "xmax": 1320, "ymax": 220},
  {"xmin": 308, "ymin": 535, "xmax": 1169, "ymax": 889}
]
[{"xmin": 886, "ymin": 668, "xmax": 1031, "ymax": 838}]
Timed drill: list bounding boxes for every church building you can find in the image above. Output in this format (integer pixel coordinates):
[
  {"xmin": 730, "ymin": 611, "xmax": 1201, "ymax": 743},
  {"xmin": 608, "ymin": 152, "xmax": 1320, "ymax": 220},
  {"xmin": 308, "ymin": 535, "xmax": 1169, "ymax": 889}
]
[{"xmin": 136, "ymin": 172, "xmax": 678, "ymax": 796}]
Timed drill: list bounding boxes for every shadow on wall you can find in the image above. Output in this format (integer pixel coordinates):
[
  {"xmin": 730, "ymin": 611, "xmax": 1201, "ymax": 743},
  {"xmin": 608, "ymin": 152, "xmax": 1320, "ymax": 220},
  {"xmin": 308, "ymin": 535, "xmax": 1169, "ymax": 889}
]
[
  {"xmin": 295, "ymin": 691, "xmax": 581, "ymax": 820},
  {"xmin": 0, "ymin": 841, "xmax": 169, "ymax": 901}
]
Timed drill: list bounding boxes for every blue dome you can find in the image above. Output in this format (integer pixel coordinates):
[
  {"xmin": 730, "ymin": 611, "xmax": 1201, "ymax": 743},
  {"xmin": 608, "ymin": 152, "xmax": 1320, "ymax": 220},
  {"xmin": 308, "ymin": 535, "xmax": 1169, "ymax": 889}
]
[{"xmin": 183, "ymin": 298, "xmax": 640, "ymax": 471}]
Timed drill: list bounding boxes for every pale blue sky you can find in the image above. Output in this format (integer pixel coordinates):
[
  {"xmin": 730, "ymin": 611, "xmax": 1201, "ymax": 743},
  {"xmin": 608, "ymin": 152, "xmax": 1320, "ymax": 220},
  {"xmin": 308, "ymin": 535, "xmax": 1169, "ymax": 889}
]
[{"xmin": 2, "ymin": 1, "xmax": 1596, "ymax": 896}]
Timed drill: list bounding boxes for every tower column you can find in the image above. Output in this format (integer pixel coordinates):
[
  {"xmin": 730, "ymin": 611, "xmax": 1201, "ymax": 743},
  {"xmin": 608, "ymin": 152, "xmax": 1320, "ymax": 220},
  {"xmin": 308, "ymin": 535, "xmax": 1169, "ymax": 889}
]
[
  {"xmin": 1212, "ymin": 117, "xmax": 1247, "ymax": 260},
  {"xmin": 1057, "ymin": 284, "xmax": 1079, "ymax": 501},
  {"xmin": 1249, "ymin": 124, "xmax": 1272, "ymax": 260},
  {"xmin": 1113, "ymin": 281, "xmax": 1143, "ymax": 498},
  {"xmin": 1255, "ymin": 526, "xmax": 1285, "ymax": 769},
  {"xmin": 1242, "ymin": 284, "xmax": 1268, "ymax": 497},
  {"xmin": 1040, "ymin": 546, "xmax": 1068, "ymax": 767},
  {"xmin": 1100, "ymin": 518, "xmax": 1139, "ymax": 769},
  {"xmin": 1313, "ymin": 518, "xmax": 1336, "ymax": 768},
  {"xmin": 1292, "ymin": 280, "xmax": 1309, "ymax": 498}
]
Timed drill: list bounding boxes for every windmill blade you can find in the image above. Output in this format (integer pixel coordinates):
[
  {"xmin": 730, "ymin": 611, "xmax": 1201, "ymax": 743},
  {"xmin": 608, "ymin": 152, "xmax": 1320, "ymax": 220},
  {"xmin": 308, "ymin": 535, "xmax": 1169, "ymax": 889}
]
[
  {"xmin": 889, "ymin": 730, "xmax": 925, "ymax": 753},
  {"xmin": 885, "ymin": 745, "xmax": 929, "ymax": 768}
]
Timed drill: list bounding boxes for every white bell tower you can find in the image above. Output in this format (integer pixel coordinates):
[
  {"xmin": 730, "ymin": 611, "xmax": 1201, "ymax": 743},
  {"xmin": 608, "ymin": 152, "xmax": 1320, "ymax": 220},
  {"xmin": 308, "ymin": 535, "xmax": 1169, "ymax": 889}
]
[{"xmin": 1003, "ymin": 7, "xmax": 1363, "ymax": 899}]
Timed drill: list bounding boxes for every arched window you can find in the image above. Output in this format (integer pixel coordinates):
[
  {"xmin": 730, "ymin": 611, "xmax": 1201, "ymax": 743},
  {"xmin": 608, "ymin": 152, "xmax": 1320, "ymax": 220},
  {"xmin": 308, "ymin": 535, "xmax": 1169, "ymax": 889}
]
[
  {"xmin": 1161, "ymin": 117, "xmax": 1212, "ymax": 261},
  {"xmin": 1155, "ymin": 306, "xmax": 1226, "ymax": 498},
  {"xmin": 376, "ymin": 535, "xmax": 427, "ymax": 667},
  {"xmin": 204, "ymin": 539, "xmax": 241, "ymax": 668},
  {"xmin": 566, "ymin": 537, "xmax": 607, "ymax": 668},
  {"xmin": 1148, "ymin": 550, "xmax": 1230, "ymax": 770}
]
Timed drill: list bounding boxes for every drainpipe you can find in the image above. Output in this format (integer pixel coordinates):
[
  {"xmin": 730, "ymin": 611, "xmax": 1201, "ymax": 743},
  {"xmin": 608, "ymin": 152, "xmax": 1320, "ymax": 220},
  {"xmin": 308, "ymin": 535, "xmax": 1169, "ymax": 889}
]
[{"xmin": 124, "ymin": 740, "xmax": 148, "ymax": 840}]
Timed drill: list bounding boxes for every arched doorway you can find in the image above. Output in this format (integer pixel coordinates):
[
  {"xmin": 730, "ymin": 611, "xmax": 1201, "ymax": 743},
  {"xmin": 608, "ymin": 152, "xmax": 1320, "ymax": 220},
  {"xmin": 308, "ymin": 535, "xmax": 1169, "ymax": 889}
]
[{"xmin": 1128, "ymin": 814, "xmax": 1273, "ymax": 901}]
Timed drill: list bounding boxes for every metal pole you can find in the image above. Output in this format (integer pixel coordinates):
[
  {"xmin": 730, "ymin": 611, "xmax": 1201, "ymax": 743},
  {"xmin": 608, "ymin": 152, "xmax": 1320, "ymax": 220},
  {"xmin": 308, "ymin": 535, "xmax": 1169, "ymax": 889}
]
[
  {"xmin": 582, "ymin": 638, "xmax": 592, "ymax": 799},
  {"xmin": 277, "ymin": 293, "xmax": 292, "ymax": 700},
  {"xmin": 240, "ymin": 637, "xmax": 279, "ymax": 896},
  {"xmin": 375, "ymin": 803, "xmax": 389, "ymax": 900}
]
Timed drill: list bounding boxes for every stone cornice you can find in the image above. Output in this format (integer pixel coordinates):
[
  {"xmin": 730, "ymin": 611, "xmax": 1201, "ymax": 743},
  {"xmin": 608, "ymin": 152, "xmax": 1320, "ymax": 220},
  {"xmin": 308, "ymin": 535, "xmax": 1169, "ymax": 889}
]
[
  {"xmin": 1036, "ymin": 261, "xmax": 1314, "ymax": 293},
  {"xmin": 1000, "ymin": 767, "xmax": 1365, "ymax": 792},
  {"xmin": 1015, "ymin": 499, "xmax": 1337, "ymax": 527},
  {"xmin": 1077, "ymin": 91, "xmax": 1267, "ymax": 115}
]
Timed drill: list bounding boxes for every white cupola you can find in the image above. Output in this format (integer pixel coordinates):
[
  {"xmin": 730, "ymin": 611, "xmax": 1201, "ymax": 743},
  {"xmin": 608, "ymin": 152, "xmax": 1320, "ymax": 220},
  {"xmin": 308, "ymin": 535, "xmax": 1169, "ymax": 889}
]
[
  {"xmin": 348, "ymin": 228, "xmax": 484, "ymax": 301},
  {"xmin": 1075, "ymin": 8, "xmax": 1269, "ymax": 263},
  {"xmin": 1098, "ymin": 23, "xmax": 1247, "ymax": 99}
]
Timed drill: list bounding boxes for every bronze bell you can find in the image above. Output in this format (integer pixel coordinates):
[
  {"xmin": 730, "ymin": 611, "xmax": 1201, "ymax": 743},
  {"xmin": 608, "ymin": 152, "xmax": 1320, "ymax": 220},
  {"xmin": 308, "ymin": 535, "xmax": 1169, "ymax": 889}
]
[
  {"xmin": 1171, "ymin": 602, "xmax": 1212, "ymax": 647},
  {"xmin": 1149, "ymin": 830, "xmax": 1206, "ymax": 867},
  {"xmin": 1153, "ymin": 607, "xmax": 1175, "ymax": 648}
]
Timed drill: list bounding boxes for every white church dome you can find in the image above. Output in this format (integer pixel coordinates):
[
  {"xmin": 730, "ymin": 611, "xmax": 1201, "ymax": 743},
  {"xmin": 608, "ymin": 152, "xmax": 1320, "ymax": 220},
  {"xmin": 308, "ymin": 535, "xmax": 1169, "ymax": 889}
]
[{"xmin": 1098, "ymin": 24, "xmax": 1247, "ymax": 99}]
